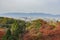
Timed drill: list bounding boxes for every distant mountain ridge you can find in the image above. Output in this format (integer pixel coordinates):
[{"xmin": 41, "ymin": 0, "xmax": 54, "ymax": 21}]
[{"xmin": 0, "ymin": 13, "xmax": 60, "ymax": 18}]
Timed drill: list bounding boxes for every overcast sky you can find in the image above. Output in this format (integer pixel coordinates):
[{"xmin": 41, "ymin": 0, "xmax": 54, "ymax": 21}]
[{"xmin": 0, "ymin": 0, "xmax": 60, "ymax": 14}]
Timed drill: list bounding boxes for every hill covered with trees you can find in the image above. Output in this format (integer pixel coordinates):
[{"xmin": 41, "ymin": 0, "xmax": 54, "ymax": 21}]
[
  {"xmin": 0, "ymin": 17, "xmax": 60, "ymax": 40},
  {"xmin": 0, "ymin": 17, "xmax": 26, "ymax": 40}
]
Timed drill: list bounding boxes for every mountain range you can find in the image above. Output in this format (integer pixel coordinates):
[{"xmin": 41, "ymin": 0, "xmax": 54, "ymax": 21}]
[{"xmin": 0, "ymin": 13, "xmax": 60, "ymax": 20}]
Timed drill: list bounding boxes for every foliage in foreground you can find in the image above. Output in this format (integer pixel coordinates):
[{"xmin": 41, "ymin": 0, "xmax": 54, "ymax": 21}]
[
  {"xmin": 0, "ymin": 17, "xmax": 60, "ymax": 40},
  {"xmin": 0, "ymin": 17, "xmax": 26, "ymax": 40}
]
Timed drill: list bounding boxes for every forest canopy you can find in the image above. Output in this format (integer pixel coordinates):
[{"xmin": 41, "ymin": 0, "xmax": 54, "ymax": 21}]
[{"xmin": 0, "ymin": 17, "xmax": 60, "ymax": 40}]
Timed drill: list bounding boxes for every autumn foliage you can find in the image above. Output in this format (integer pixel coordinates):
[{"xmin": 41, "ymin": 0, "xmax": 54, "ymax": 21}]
[
  {"xmin": 23, "ymin": 19, "xmax": 60, "ymax": 40},
  {"xmin": 0, "ymin": 28, "xmax": 6, "ymax": 40},
  {"xmin": 0, "ymin": 17, "xmax": 60, "ymax": 40}
]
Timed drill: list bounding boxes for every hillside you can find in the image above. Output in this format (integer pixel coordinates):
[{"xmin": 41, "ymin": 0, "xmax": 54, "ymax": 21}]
[
  {"xmin": 0, "ymin": 17, "xmax": 60, "ymax": 40},
  {"xmin": 0, "ymin": 17, "xmax": 26, "ymax": 40},
  {"xmin": 24, "ymin": 19, "xmax": 60, "ymax": 40}
]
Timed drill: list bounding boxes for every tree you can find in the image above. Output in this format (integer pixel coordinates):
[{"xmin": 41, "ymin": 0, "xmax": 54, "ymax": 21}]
[{"xmin": 2, "ymin": 28, "xmax": 13, "ymax": 40}]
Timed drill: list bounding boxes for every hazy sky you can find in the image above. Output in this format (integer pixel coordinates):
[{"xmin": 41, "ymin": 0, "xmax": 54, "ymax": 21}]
[{"xmin": 0, "ymin": 0, "xmax": 60, "ymax": 14}]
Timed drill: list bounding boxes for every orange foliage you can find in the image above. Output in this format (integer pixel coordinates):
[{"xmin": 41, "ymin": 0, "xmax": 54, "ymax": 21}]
[
  {"xmin": 0, "ymin": 28, "xmax": 6, "ymax": 40},
  {"xmin": 24, "ymin": 19, "xmax": 60, "ymax": 40},
  {"xmin": 39, "ymin": 21, "xmax": 60, "ymax": 40}
]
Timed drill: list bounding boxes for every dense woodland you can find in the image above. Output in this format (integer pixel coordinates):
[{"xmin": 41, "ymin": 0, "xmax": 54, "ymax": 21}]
[{"xmin": 0, "ymin": 17, "xmax": 60, "ymax": 40}]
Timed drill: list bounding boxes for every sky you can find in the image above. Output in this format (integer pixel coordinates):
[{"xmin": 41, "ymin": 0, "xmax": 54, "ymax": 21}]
[{"xmin": 0, "ymin": 0, "xmax": 60, "ymax": 14}]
